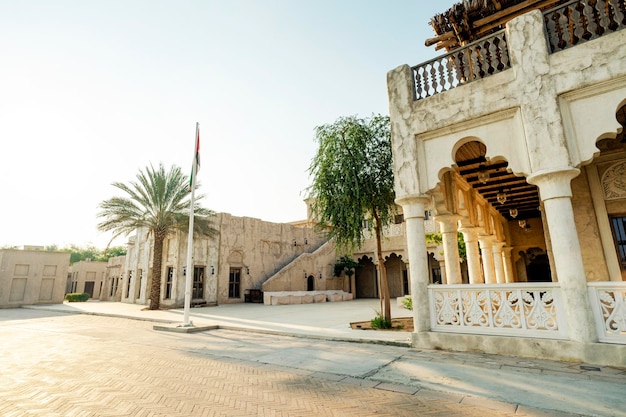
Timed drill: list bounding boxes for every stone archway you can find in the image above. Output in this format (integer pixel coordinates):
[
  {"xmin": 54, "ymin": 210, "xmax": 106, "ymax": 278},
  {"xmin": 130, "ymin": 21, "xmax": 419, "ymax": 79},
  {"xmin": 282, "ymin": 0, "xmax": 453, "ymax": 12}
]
[
  {"xmin": 430, "ymin": 139, "xmax": 551, "ymax": 285},
  {"xmin": 355, "ymin": 256, "xmax": 377, "ymax": 298}
]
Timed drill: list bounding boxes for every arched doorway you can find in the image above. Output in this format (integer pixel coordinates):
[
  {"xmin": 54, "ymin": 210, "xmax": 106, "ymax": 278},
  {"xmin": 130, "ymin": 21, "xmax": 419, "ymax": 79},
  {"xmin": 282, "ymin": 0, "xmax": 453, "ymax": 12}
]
[
  {"xmin": 384, "ymin": 253, "xmax": 406, "ymax": 297},
  {"xmin": 355, "ymin": 256, "xmax": 377, "ymax": 298},
  {"xmin": 307, "ymin": 275, "xmax": 315, "ymax": 291}
]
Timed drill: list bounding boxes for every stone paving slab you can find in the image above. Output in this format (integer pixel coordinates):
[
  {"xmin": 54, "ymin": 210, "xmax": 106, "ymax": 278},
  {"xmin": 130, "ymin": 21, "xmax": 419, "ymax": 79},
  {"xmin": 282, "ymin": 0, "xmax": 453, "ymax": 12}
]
[
  {"xmin": 11, "ymin": 302, "xmax": 626, "ymax": 416},
  {"xmin": 0, "ymin": 312, "xmax": 536, "ymax": 417}
]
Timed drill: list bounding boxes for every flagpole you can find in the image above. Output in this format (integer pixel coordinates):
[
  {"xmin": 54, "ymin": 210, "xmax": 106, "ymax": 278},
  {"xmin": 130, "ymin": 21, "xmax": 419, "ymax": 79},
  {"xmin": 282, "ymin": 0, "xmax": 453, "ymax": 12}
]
[{"xmin": 183, "ymin": 122, "xmax": 200, "ymax": 327}]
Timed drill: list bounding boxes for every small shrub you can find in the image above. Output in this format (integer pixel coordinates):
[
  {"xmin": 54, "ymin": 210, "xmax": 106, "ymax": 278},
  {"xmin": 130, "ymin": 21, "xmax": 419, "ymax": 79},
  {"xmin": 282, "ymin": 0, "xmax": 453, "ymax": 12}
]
[
  {"xmin": 65, "ymin": 293, "xmax": 90, "ymax": 302},
  {"xmin": 401, "ymin": 296, "xmax": 413, "ymax": 311},
  {"xmin": 370, "ymin": 313, "xmax": 392, "ymax": 329}
]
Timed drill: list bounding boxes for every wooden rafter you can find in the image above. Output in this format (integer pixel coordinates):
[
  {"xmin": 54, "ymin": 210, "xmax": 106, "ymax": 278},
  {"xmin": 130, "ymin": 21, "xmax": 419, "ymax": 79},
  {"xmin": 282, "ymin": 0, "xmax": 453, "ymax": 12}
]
[{"xmin": 427, "ymin": 0, "xmax": 568, "ymax": 52}]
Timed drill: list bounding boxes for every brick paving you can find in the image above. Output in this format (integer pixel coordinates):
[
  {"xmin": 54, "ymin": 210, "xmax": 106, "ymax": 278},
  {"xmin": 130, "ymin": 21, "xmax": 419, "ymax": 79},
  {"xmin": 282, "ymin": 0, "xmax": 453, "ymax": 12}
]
[{"xmin": 0, "ymin": 311, "xmax": 571, "ymax": 417}]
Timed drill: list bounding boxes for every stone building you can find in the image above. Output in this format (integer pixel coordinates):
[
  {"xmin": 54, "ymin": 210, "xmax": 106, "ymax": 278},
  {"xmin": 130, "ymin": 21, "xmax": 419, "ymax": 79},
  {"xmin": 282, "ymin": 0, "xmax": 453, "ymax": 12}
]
[
  {"xmin": 99, "ymin": 255, "xmax": 126, "ymax": 301},
  {"xmin": 122, "ymin": 212, "xmax": 337, "ymax": 308},
  {"xmin": 0, "ymin": 249, "xmax": 70, "ymax": 308},
  {"xmin": 120, "ymin": 201, "xmax": 444, "ymax": 308},
  {"xmin": 67, "ymin": 260, "xmax": 107, "ymax": 299},
  {"xmin": 387, "ymin": 0, "xmax": 626, "ymax": 364}
]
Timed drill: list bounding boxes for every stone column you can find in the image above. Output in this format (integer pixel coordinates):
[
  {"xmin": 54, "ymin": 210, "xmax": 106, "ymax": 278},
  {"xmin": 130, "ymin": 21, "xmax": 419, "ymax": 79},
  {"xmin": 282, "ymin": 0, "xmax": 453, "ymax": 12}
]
[
  {"xmin": 502, "ymin": 246, "xmax": 515, "ymax": 283},
  {"xmin": 396, "ymin": 195, "xmax": 432, "ymax": 333},
  {"xmin": 478, "ymin": 236, "xmax": 496, "ymax": 284},
  {"xmin": 435, "ymin": 215, "xmax": 462, "ymax": 284},
  {"xmin": 458, "ymin": 226, "xmax": 483, "ymax": 284},
  {"xmin": 492, "ymin": 241, "xmax": 506, "ymax": 284},
  {"xmin": 527, "ymin": 168, "xmax": 597, "ymax": 343}
]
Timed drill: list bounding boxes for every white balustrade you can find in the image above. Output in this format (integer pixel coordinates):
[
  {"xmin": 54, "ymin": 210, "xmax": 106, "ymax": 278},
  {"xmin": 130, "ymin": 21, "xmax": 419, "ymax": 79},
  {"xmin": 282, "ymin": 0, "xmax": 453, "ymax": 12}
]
[
  {"xmin": 363, "ymin": 223, "xmax": 405, "ymax": 239},
  {"xmin": 588, "ymin": 282, "xmax": 626, "ymax": 344},
  {"xmin": 429, "ymin": 283, "xmax": 569, "ymax": 339}
]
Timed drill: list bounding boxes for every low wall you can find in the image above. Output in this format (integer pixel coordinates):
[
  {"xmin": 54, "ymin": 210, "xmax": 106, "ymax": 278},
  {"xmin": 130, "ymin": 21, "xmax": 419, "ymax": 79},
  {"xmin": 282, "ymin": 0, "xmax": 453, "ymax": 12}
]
[
  {"xmin": 412, "ymin": 332, "xmax": 626, "ymax": 367},
  {"xmin": 263, "ymin": 290, "xmax": 353, "ymax": 305}
]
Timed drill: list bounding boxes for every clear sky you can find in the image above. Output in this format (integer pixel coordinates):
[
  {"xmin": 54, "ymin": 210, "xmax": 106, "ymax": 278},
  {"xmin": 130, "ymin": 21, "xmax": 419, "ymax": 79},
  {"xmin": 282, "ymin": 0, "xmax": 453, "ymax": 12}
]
[{"xmin": 0, "ymin": 0, "xmax": 453, "ymax": 249}]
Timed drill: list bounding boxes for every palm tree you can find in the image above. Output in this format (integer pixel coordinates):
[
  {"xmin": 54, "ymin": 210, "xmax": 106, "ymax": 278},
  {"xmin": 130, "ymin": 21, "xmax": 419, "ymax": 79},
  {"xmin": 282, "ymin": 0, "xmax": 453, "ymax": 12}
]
[{"xmin": 97, "ymin": 163, "xmax": 216, "ymax": 310}]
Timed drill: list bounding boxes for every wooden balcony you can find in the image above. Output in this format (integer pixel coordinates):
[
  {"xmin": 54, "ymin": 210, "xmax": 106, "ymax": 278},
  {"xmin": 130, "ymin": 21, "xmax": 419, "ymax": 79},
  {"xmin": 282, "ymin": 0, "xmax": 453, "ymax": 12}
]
[
  {"xmin": 544, "ymin": 0, "xmax": 626, "ymax": 53},
  {"xmin": 412, "ymin": 30, "xmax": 510, "ymax": 101},
  {"xmin": 412, "ymin": 0, "xmax": 626, "ymax": 101}
]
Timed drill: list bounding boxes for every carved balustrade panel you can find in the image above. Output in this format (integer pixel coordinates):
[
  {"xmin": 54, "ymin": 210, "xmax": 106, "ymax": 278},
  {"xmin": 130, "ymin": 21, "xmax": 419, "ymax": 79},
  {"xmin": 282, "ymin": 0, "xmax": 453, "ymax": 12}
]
[
  {"xmin": 429, "ymin": 284, "xmax": 568, "ymax": 339},
  {"xmin": 412, "ymin": 31, "xmax": 510, "ymax": 100},
  {"xmin": 362, "ymin": 223, "xmax": 404, "ymax": 239},
  {"xmin": 544, "ymin": 0, "xmax": 626, "ymax": 53},
  {"xmin": 588, "ymin": 282, "xmax": 626, "ymax": 344}
]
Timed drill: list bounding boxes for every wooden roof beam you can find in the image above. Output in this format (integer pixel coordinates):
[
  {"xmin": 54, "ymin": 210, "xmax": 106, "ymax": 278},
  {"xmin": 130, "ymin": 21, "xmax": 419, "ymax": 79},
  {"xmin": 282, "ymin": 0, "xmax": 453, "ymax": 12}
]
[
  {"xmin": 472, "ymin": 0, "xmax": 562, "ymax": 37},
  {"xmin": 425, "ymin": 31, "xmax": 455, "ymax": 47}
]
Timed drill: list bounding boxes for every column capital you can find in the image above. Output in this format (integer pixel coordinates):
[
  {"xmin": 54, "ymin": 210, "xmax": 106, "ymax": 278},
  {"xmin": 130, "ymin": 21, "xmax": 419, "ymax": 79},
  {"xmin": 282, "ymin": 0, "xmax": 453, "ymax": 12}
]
[
  {"xmin": 527, "ymin": 167, "xmax": 580, "ymax": 201},
  {"xmin": 458, "ymin": 225, "xmax": 480, "ymax": 242},
  {"xmin": 491, "ymin": 241, "xmax": 505, "ymax": 252},
  {"xmin": 395, "ymin": 194, "xmax": 431, "ymax": 219},
  {"xmin": 477, "ymin": 234, "xmax": 495, "ymax": 245},
  {"xmin": 434, "ymin": 214, "xmax": 460, "ymax": 232}
]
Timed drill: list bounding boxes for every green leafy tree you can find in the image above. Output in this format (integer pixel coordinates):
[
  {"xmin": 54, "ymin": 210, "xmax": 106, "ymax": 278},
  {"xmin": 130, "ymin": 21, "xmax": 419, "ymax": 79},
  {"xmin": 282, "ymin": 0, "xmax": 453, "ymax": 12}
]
[
  {"xmin": 59, "ymin": 244, "xmax": 105, "ymax": 264},
  {"xmin": 56, "ymin": 244, "xmax": 126, "ymax": 264},
  {"xmin": 104, "ymin": 246, "xmax": 127, "ymax": 259},
  {"xmin": 307, "ymin": 114, "xmax": 395, "ymax": 320},
  {"xmin": 334, "ymin": 255, "xmax": 362, "ymax": 293},
  {"xmin": 425, "ymin": 232, "xmax": 466, "ymax": 261},
  {"xmin": 97, "ymin": 163, "xmax": 217, "ymax": 310}
]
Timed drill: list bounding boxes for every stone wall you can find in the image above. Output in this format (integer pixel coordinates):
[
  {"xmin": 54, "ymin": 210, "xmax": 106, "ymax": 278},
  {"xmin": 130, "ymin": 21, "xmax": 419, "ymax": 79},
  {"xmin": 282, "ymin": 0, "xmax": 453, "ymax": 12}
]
[
  {"xmin": 216, "ymin": 213, "xmax": 327, "ymax": 304},
  {"xmin": 261, "ymin": 240, "xmax": 337, "ymax": 293},
  {"xmin": 0, "ymin": 250, "xmax": 70, "ymax": 307}
]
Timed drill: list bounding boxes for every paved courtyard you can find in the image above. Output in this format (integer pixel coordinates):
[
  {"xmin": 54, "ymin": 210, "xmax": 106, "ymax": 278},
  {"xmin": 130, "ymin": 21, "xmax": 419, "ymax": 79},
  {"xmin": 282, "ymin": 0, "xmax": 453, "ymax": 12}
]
[{"xmin": 0, "ymin": 305, "xmax": 624, "ymax": 416}]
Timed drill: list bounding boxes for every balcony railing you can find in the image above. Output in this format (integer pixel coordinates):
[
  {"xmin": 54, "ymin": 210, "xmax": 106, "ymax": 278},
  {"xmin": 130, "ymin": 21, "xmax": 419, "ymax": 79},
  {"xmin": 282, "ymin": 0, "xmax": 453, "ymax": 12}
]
[
  {"xmin": 588, "ymin": 282, "xmax": 626, "ymax": 344},
  {"xmin": 544, "ymin": 0, "xmax": 626, "ymax": 53},
  {"xmin": 412, "ymin": 30, "xmax": 510, "ymax": 101},
  {"xmin": 429, "ymin": 283, "xmax": 569, "ymax": 339}
]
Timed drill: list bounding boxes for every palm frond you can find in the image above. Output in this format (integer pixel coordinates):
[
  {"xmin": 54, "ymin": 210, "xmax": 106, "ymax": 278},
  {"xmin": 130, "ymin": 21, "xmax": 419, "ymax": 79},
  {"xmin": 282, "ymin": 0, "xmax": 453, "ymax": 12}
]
[{"xmin": 97, "ymin": 162, "xmax": 217, "ymax": 240}]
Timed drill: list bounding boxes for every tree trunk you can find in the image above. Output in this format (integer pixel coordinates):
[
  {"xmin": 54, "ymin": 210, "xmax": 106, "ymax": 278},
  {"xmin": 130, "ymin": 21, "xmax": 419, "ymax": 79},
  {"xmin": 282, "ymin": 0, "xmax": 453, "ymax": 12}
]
[
  {"xmin": 149, "ymin": 232, "xmax": 165, "ymax": 310},
  {"xmin": 374, "ymin": 212, "xmax": 391, "ymax": 320}
]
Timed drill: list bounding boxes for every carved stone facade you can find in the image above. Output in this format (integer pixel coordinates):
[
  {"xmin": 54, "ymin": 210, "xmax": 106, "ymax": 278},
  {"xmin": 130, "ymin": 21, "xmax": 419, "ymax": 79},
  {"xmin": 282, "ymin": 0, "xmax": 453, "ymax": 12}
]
[{"xmin": 388, "ymin": 6, "xmax": 626, "ymax": 363}]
